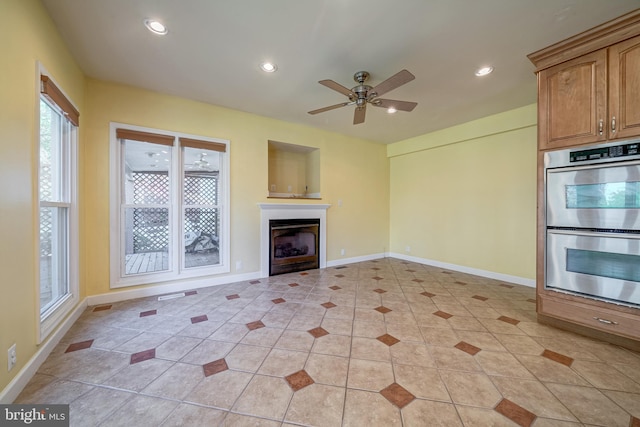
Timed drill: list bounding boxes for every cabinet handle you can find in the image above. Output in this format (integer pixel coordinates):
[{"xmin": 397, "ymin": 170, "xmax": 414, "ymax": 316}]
[
  {"xmin": 598, "ymin": 119, "xmax": 604, "ymax": 135},
  {"xmin": 593, "ymin": 317, "xmax": 618, "ymax": 325},
  {"xmin": 611, "ymin": 116, "xmax": 616, "ymax": 133}
]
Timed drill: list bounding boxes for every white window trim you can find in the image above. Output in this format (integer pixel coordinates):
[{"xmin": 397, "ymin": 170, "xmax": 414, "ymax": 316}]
[
  {"xmin": 36, "ymin": 64, "xmax": 79, "ymax": 344},
  {"xmin": 109, "ymin": 122, "xmax": 230, "ymax": 288}
]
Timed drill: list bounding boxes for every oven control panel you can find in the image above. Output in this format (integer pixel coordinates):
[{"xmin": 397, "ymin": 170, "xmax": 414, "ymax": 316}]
[{"xmin": 570, "ymin": 142, "xmax": 639, "ymax": 163}]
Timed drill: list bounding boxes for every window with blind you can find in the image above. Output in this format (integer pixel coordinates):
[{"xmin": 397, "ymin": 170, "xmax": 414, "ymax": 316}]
[
  {"xmin": 39, "ymin": 72, "xmax": 79, "ymax": 341},
  {"xmin": 110, "ymin": 124, "xmax": 229, "ymax": 287}
]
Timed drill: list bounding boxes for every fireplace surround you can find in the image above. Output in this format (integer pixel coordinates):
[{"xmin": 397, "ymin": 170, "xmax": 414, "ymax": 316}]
[{"xmin": 258, "ymin": 203, "xmax": 330, "ymax": 277}]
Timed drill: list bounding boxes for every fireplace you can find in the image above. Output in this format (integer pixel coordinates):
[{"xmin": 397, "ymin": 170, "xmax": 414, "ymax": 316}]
[
  {"xmin": 258, "ymin": 203, "xmax": 330, "ymax": 278},
  {"xmin": 270, "ymin": 219, "xmax": 319, "ymax": 275}
]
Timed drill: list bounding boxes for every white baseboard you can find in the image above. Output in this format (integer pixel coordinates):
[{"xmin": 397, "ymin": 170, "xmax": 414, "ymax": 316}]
[
  {"xmin": 87, "ymin": 271, "xmax": 262, "ymax": 306},
  {"xmin": 388, "ymin": 252, "xmax": 536, "ymax": 288},
  {"xmin": 326, "ymin": 252, "xmax": 386, "ymax": 268},
  {"xmin": 0, "ymin": 298, "xmax": 88, "ymax": 404}
]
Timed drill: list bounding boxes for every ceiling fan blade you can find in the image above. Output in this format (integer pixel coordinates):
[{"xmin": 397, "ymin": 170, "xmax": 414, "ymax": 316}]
[
  {"xmin": 319, "ymin": 80, "xmax": 354, "ymax": 97},
  {"xmin": 372, "ymin": 99, "xmax": 418, "ymax": 112},
  {"xmin": 308, "ymin": 102, "xmax": 351, "ymax": 115},
  {"xmin": 353, "ymin": 106, "xmax": 366, "ymax": 125},
  {"xmin": 371, "ymin": 69, "xmax": 415, "ymax": 97}
]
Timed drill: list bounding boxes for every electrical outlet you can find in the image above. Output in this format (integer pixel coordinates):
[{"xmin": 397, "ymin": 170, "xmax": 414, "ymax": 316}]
[
  {"xmin": 270, "ymin": 184, "xmax": 276, "ymax": 192},
  {"xmin": 340, "ymin": 248, "xmax": 345, "ymax": 256},
  {"xmin": 236, "ymin": 260, "xmax": 243, "ymax": 271},
  {"xmin": 405, "ymin": 246, "xmax": 411, "ymax": 253},
  {"xmin": 8, "ymin": 344, "xmax": 16, "ymax": 371},
  {"xmin": 287, "ymin": 185, "xmax": 292, "ymax": 192}
]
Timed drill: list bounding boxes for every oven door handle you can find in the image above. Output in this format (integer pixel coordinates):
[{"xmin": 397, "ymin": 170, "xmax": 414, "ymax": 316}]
[
  {"xmin": 546, "ymin": 158, "xmax": 640, "ymax": 174},
  {"xmin": 547, "ymin": 229, "xmax": 640, "ymax": 239}
]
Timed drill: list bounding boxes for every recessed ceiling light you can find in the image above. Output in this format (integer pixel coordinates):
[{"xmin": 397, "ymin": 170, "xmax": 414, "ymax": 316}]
[
  {"xmin": 260, "ymin": 62, "xmax": 277, "ymax": 73},
  {"xmin": 475, "ymin": 66, "xmax": 494, "ymax": 77},
  {"xmin": 144, "ymin": 19, "xmax": 168, "ymax": 35},
  {"xmin": 387, "ymin": 107, "xmax": 397, "ymax": 114}
]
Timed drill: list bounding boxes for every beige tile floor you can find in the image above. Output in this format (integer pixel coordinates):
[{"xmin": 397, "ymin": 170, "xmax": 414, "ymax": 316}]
[{"xmin": 15, "ymin": 258, "xmax": 640, "ymax": 427}]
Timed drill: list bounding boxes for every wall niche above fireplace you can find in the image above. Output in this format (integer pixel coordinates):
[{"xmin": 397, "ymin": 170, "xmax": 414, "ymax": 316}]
[{"xmin": 268, "ymin": 140, "xmax": 320, "ymax": 199}]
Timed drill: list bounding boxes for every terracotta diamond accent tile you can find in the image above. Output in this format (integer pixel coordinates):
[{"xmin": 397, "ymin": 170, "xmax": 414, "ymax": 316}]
[
  {"xmin": 541, "ymin": 349, "xmax": 574, "ymax": 367},
  {"xmin": 249, "ymin": 280, "xmax": 261, "ymax": 285},
  {"xmin": 140, "ymin": 309, "xmax": 157, "ymax": 317},
  {"xmin": 499, "ymin": 284, "xmax": 514, "ymax": 289},
  {"xmin": 246, "ymin": 320, "xmax": 266, "ymax": 331},
  {"xmin": 300, "ymin": 272, "xmax": 309, "ymax": 276},
  {"xmin": 288, "ymin": 283, "xmax": 299, "ymax": 287},
  {"xmin": 495, "ymin": 398, "xmax": 536, "ymax": 427},
  {"xmin": 412, "ymin": 279, "xmax": 424, "ymax": 283},
  {"xmin": 65, "ymin": 339, "xmax": 94, "ymax": 353},
  {"xmin": 380, "ymin": 383, "xmax": 415, "ymax": 409},
  {"xmin": 372, "ymin": 267, "xmax": 381, "ymax": 271},
  {"xmin": 372, "ymin": 276, "xmax": 384, "ymax": 281},
  {"xmin": 93, "ymin": 305, "xmax": 112, "ymax": 312},
  {"xmin": 335, "ymin": 274, "xmax": 345, "ymax": 278},
  {"xmin": 472, "ymin": 295, "xmax": 489, "ymax": 301},
  {"xmin": 455, "ymin": 281, "xmax": 467, "ymax": 285},
  {"xmin": 455, "ymin": 341, "xmax": 481, "ymax": 356},
  {"xmin": 185, "ymin": 290, "xmax": 198, "ymax": 296},
  {"xmin": 374, "ymin": 306, "xmax": 392, "ymax": 314},
  {"xmin": 203, "ymin": 358, "xmax": 228, "ymax": 377},
  {"xmin": 226, "ymin": 294, "xmax": 240, "ymax": 300},
  {"xmin": 631, "ymin": 416, "xmax": 640, "ymax": 427},
  {"xmin": 377, "ymin": 334, "xmax": 400, "ymax": 346},
  {"xmin": 406, "ymin": 269, "xmax": 416, "ymax": 273},
  {"xmin": 527, "ymin": 298, "xmax": 537, "ymax": 303},
  {"xmin": 442, "ymin": 271, "xmax": 452, "ymax": 274},
  {"xmin": 191, "ymin": 315, "xmax": 208, "ymax": 324},
  {"xmin": 321, "ymin": 302, "xmax": 337, "ymax": 309},
  {"xmin": 498, "ymin": 316, "xmax": 520, "ymax": 325},
  {"xmin": 308, "ymin": 327, "xmax": 329, "ymax": 338},
  {"xmin": 335, "ymin": 266, "xmax": 347, "ymax": 270},
  {"xmin": 433, "ymin": 310, "xmax": 453, "ymax": 319},
  {"xmin": 286, "ymin": 370, "xmax": 314, "ymax": 392},
  {"xmin": 421, "ymin": 291, "xmax": 436, "ymax": 298},
  {"xmin": 131, "ymin": 348, "xmax": 155, "ymax": 364},
  {"xmin": 329, "ymin": 285, "xmax": 342, "ymax": 290},
  {"xmin": 373, "ymin": 288, "xmax": 387, "ymax": 294},
  {"xmin": 272, "ymin": 298, "xmax": 286, "ymax": 304}
]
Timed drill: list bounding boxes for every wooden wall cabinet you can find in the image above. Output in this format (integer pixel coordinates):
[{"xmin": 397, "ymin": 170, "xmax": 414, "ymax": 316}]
[
  {"xmin": 529, "ymin": 10, "xmax": 640, "ymax": 351},
  {"xmin": 530, "ymin": 12, "xmax": 640, "ymax": 150}
]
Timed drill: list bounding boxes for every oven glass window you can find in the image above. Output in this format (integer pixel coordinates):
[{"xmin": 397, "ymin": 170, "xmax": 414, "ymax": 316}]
[
  {"xmin": 565, "ymin": 181, "xmax": 640, "ymax": 209},
  {"xmin": 567, "ymin": 248, "xmax": 640, "ymax": 282}
]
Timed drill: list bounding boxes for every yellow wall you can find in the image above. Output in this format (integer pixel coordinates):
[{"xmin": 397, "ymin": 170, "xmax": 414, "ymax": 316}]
[
  {"xmin": 0, "ymin": 0, "xmax": 85, "ymax": 391},
  {"xmin": 83, "ymin": 79, "xmax": 390, "ymax": 296},
  {"xmin": 268, "ymin": 147, "xmax": 308, "ymax": 194},
  {"xmin": 388, "ymin": 105, "xmax": 537, "ymax": 279}
]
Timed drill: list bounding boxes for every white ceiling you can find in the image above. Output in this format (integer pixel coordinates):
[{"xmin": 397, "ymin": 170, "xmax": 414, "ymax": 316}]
[{"xmin": 41, "ymin": 0, "xmax": 639, "ymax": 144}]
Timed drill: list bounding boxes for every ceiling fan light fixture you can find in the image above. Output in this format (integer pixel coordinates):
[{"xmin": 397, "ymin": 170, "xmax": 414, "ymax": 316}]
[
  {"xmin": 260, "ymin": 62, "xmax": 277, "ymax": 73},
  {"xmin": 144, "ymin": 19, "xmax": 168, "ymax": 35},
  {"xmin": 475, "ymin": 66, "xmax": 494, "ymax": 77}
]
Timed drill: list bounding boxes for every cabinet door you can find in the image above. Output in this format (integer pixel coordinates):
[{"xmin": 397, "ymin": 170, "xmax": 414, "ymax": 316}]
[
  {"xmin": 609, "ymin": 34, "xmax": 640, "ymax": 140},
  {"xmin": 537, "ymin": 50, "xmax": 607, "ymax": 150}
]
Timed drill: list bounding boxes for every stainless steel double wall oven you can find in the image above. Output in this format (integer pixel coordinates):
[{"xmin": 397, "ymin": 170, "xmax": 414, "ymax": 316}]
[{"xmin": 544, "ymin": 139, "xmax": 640, "ymax": 308}]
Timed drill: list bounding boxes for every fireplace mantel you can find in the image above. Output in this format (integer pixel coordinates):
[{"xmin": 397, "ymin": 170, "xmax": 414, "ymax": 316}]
[{"xmin": 258, "ymin": 203, "xmax": 330, "ymax": 277}]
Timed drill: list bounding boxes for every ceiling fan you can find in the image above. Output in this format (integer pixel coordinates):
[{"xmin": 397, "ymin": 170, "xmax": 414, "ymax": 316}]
[
  {"xmin": 186, "ymin": 153, "xmax": 212, "ymax": 171},
  {"xmin": 308, "ymin": 69, "xmax": 418, "ymax": 125}
]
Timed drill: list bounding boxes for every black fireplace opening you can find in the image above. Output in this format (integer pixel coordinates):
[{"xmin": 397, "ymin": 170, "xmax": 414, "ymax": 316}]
[{"xmin": 269, "ymin": 218, "xmax": 320, "ymax": 276}]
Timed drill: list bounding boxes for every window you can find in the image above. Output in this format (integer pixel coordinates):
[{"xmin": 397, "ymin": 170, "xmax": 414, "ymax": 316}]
[
  {"xmin": 110, "ymin": 125, "xmax": 229, "ymax": 287},
  {"xmin": 39, "ymin": 73, "xmax": 79, "ymax": 341}
]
